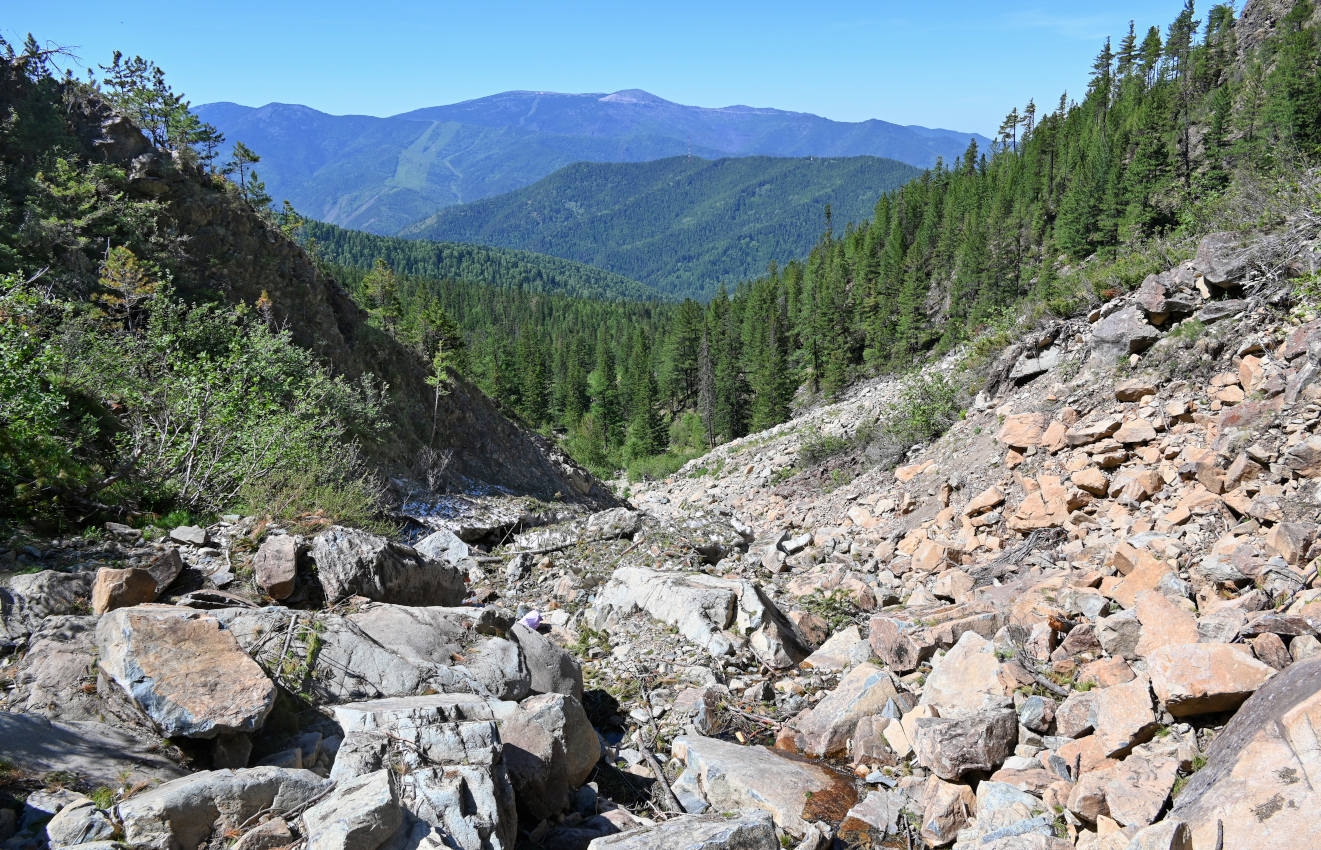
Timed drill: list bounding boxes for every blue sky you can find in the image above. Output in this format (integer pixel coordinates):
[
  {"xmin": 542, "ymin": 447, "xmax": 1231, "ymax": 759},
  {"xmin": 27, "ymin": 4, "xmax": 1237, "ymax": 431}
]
[{"xmin": 14, "ymin": 0, "xmax": 1198, "ymax": 136}]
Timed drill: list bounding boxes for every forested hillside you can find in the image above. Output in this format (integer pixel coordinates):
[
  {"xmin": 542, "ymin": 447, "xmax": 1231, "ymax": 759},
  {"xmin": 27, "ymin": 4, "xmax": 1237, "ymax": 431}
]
[
  {"xmin": 322, "ymin": 0, "xmax": 1321, "ymax": 482},
  {"xmin": 398, "ymin": 155, "xmax": 922, "ymax": 300},
  {"xmin": 303, "ymin": 221, "xmax": 661, "ymax": 302},
  {"xmin": 195, "ymin": 91, "xmax": 986, "ymax": 233}
]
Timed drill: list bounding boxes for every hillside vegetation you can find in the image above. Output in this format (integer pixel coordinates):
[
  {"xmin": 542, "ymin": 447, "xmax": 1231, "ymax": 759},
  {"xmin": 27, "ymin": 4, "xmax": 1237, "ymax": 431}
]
[
  {"xmin": 398, "ymin": 155, "xmax": 922, "ymax": 300},
  {"xmin": 0, "ymin": 41, "xmax": 607, "ymax": 530}
]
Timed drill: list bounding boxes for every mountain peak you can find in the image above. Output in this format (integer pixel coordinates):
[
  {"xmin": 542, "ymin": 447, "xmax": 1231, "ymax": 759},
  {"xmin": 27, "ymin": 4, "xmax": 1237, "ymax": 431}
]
[{"xmin": 598, "ymin": 89, "xmax": 671, "ymax": 105}]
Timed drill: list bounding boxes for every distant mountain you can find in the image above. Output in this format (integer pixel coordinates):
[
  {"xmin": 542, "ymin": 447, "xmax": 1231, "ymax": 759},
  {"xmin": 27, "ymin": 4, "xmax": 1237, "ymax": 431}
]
[
  {"xmin": 398, "ymin": 155, "xmax": 923, "ymax": 300},
  {"xmin": 195, "ymin": 91, "xmax": 988, "ymax": 234}
]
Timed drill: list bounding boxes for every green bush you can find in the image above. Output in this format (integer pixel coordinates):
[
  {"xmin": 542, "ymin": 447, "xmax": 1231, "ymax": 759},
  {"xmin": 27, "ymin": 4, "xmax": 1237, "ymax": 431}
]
[{"xmin": 1, "ymin": 269, "xmax": 388, "ymax": 528}]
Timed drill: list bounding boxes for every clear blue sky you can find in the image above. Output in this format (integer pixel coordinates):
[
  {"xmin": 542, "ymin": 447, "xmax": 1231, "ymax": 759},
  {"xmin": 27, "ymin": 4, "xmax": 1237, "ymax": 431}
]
[{"xmin": 12, "ymin": 0, "xmax": 1199, "ymax": 136}]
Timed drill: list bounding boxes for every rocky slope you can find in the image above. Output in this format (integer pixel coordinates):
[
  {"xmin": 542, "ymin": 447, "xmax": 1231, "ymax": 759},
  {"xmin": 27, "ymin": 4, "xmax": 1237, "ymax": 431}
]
[{"xmin": 3, "ymin": 214, "xmax": 1319, "ymax": 850}]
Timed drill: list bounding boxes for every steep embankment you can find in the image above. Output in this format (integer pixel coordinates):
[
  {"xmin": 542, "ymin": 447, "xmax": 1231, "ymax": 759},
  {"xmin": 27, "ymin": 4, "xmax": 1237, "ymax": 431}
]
[{"xmin": 1, "ymin": 69, "xmax": 610, "ymax": 506}]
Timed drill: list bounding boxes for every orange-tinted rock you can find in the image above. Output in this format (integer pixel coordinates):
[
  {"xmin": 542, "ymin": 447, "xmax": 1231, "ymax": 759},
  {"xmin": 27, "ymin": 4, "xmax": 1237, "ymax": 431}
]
[
  {"xmin": 1115, "ymin": 418, "xmax": 1158, "ymax": 445},
  {"xmin": 1147, "ymin": 643, "xmax": 1274, "ymax": 717},
  {"xmin": 920, "ymin": 776, "xmax": 976, "ymax": 846},
  {"xmin": 998, "ymin": 413, "xmax": 1046, "ymax": 449},
  {"xmin": 1134, "ymin": 591, "xmax": 1199, "ymax": 657},
  {"xmin": 91, "ymin": 567, "xmax": 159, "ymax": 615}
]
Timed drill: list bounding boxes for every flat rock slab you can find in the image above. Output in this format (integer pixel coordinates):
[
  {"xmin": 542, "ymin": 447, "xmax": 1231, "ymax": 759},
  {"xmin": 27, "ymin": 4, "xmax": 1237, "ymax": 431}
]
[
  {"xmin": 0, "ymin": 711, "xmax": 185, "ymax": 788},
  {"xmin": 96, "ymin": 606, "xmax": 276, "ymax": 739},
  {"xmin": 673, "ymin": 734, "xmax": 857, "ymax": 836},
  {"xmin": 1147, "ymin": 643, "xmax": 1273, "ymax": 717},
  {"xmin": 586, "ymin": 810, "xmax": 778, "ymax": 849},
  {"xmin": 1171, "ymin": 656, "xmax": 1321, "ymax": 850},
  {"xmin": 117, "ymin": 766, "xmax": 330, "ymax": 850}
]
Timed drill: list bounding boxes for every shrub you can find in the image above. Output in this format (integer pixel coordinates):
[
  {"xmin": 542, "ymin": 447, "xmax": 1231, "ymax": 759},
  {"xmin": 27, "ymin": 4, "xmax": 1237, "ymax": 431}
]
[{"xmin": 1, "ymin": 269, "xmax": 388, "ymax": 527}]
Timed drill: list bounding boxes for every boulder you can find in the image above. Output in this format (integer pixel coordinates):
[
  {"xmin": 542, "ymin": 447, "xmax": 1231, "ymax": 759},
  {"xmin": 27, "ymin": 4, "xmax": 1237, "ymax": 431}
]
[
  {"xmin": 1170, "ymin": 656, "xmax": 1321, "ymax": 849},
  {"xmin": 918, "ymin": 630, "xmax": 1009, "ymax": 717},
  {"xmin": 301, "ymin": 769, "xmax": 401, "ymax": 850},
  {"xmin": 413, "ymin": 527, "xmax": 471, "ymax": 564},
  {"xmin": 1093, "ymin": 675, "xmax": 1159, "ymax": 758},
  {"xmin": 96, "ymin": 607, "xmax": 276, "ymax": 739},
  {"xmin": 91, "ymin": 567, "xmax": 158, "ymax": 615},
  {"xmin": 329, "ymin": 695, "xmax": 517, "ymax": 850},
  {"xmin": 1, "ymin": 570, "xmax": 94, "ymax": 645},
  {"xmin": 309, "ymin": 525, "xmax": 464, "ymax": 606},
  {"xmin": 912, "ymin": 708, "xmax": 1017, "ymax": 780},
  {"xmin": 214, "ymin": 606, "xmax": 517, "ymax": 703},
  {"xmin": 1124, "ymin": 820, "xmax": 1193, "ymax": 850},
  {"xmin": 920, "ymin": 776, "xmax": 977, "ymax": 846},
  {"xmin": 672, "ymin": 734, "xmax": 857, "ymax": 836},
  {"xmin": 867, "ymin": 604, "xmax": 1002, "ymax": 673},
  {"xmin": 1093, "ymin": 306, "xmax": 1161, "ymax": 359},
  {"xmin": 838, "ymin": 789, "xmax": 906, "ymax": 846},
  {"xmin": 586, "ymin": 567, "xmax": 807, "ymax": 668},
  {"xmin": 45, "ymin": 798, "xmax": 117, "ymax": 847},
  {"xmin": 1146, "ymin": 643, "xmax": 1274, "ymax": 717},
  {"xmin": 0, "ymin": 711, "xmax": 184, "ymax": 789},
  {"xmin": 116, "ymin": 766, "xmax": 331, "ymax": 850},
  {"xmin": 252, "ymin": 535, "xmax": 298, "ymax": 600},
  {"xmin": 170, "ymin": 525, "xmax": 209, "ymax": 547},
  {"xmin": 511, "ymin": 622, "xmax": 584, "ymax": 702},
  {"xmin": 1194, "ymin": 232, "xmax": 1251, "ymax": 286},
  {"xmin": 586, "ymin": 810, "xmax": 778, "ymax": 850},
  {"xmin": 145, "ymin": 549, "xmax": 185, "ymax": 593},
  {"xmin": 499, "ymin": 693, "xmax": 600, "ymax": 822},
  {"xmin": 789, "ymin": 662, "xmax": 899, "ymax": 757}
]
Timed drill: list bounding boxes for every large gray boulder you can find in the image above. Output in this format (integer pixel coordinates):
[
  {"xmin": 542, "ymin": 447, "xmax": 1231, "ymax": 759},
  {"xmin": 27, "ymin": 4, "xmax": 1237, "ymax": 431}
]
[
  {"xmin": 309, "ymin": 526, "xmax": 464, "ymax": 606},
  {"xmin": 498, "ymin": 693, "xmax": 600, "ymax": 822},
  {"xmin": 302, "ymin": 769, "xmax": 402, "ymax": 850},
  {"xmin": 511, "ymin": 622, "xmax": 585, "ymax": 702},
  {"xmin": 586, "ymin": 811, "xmax": 779, "ymax": 849},
  {"xmin": 1, "ymin": 569, "xmax": 94, "ymax": 645},
  {"xmin": 672, "ymin": 734, "xmax": 857, "ymax": 837},
  {"xmin": 1092, "ymin": 305, "xmax": 1162, "ymax": 360},
  {"xmin": 213, "ymin": 604, "xmax": 529, "ymax": 703},
  {"xmin": 329, "ymin": 695, "xmax": 517, "ymax": 850},
  {"xmin": 913, "ymin": 709, "xmax": 1018, "ymax": 780},
  {"xmin": 1195, "ymin": 231, "xmax": 1252, "ymax": 286},
  {"xmin": 586, "ymin": 567, "xmax": 807, "ymax": 668},
  {"xmin": 116, "ymin": 766, "xmax": 331, "ymax": 850},
  {"xmin": 0, "ymin": 712, "xmax": 184, "ymax": 788},
  {"xmin": 96, "ymin": 606, "xmax": 276, "ymax": 739}
]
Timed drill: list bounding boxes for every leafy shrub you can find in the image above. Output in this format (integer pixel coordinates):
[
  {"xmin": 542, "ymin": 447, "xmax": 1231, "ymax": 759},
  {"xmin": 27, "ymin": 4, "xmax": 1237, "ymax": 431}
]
[{"xmin": 1, "ymin": 268, "xmax": 388, "ymax": 527}]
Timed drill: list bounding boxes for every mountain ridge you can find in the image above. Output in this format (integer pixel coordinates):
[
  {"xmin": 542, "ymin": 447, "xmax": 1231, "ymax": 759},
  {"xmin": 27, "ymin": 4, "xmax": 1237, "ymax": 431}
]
[{"xmin": 195, "ymin": 90, "xmax": 988, "ymax": 234}]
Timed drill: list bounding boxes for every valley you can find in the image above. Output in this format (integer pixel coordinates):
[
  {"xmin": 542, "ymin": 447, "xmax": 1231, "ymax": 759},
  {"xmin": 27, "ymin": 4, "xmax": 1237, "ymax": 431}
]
[{"xmin": 2, "ymin": 2, "xmax": 1321, "ymax": 850}]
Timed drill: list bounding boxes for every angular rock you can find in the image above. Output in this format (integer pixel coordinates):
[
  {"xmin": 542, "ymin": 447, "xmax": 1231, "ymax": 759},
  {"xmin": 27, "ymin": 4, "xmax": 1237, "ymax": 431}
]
[
  {"xmin": 799, "ymin": 624, "xmax": 870, "ymax": 671},
  {"xmin": 253, "ymin": 535, "xmax": 298, "ymax": 600},
  {"xmin": 672, "ymin": 734, "xmax": 857, "ymax": 836},
  {"xmin": 586, "ymin": 567, "xmax": 807, "ymax": 668},
  {"xmin": 913, "ymin": 708, "xmax": 1017, "ymax": 780},
  {"xmin": 45, "ymin": 798, "xmax": 117, "ymax": 847},
  {"xmin": 1, "ymin": 570, "xmax": 94, "ymax": 645},
  {"xmin": 867, "ymin": 604, "xmax": 1001, "ymax": 673},
  {"xmin": 170, "ymin": 525, "xmax": 209, "ymax": 547},
  {"xmin": 499, "ymin": 693, "xmax": 600, "ymax": 822},
  {"xmin": 96, "ymin": 607, "xmax": 276, "ymax": 739},
  {"xmin": 117, "ymin": 766, "xmax": 331, "ymax": 850},
  {"xmin": 413, "ymin": 527, "xmax": 472, "ymax": 564},
  {"xmin": 586, "ymin": 810, "xmax": 777, "ymax": 850},
  {"xmin": 920, "ymin": 776, "xmax": 976, "ymax": 846},
  {"xmin": 918, "ymin": 630, "xmax": 1009, "ymax": 717},
  {"xmin": 329, "ymin": 695, "xmax": 517, "ymax": 850},
  {"xmin": 510, "ymin": 622, "xmax": 584, "ymax": 702},
  {"xmin": 1146, "ymin": 643, "xmax": 1274, "ymax": 717},
  {"xmin": 1124, "ymin": 819, "xmax": 1192, "ymax": 850},
  {"xmin": 309, "ymin": 525, "xmax": 465, "ymax": 606},
  {"xmin": 1094, "ymin": 306, "xmax": 1161, "ymax": 359},
  {"xmin": 1195, "ymin": 232, "xmax": 1251, "ymax": 285},
  {"xmin": 1093, "ymin": 675, "xmax": 1159, "ymax": 758},
  {"xmin": 302, "ymin": 769, "xmax": 402, "ymax": 850},
  {"xmin": 91, "ymin": 567, "xmax": 159, "ymax": 615},
  {"xmin": 790, "ymin": 662, "xmax": 899, "ymax": 757}
]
